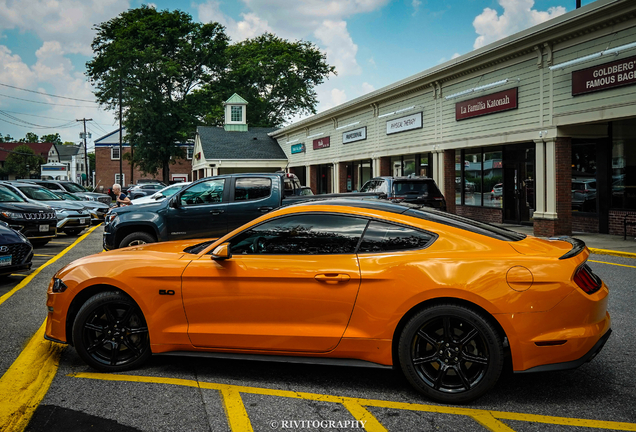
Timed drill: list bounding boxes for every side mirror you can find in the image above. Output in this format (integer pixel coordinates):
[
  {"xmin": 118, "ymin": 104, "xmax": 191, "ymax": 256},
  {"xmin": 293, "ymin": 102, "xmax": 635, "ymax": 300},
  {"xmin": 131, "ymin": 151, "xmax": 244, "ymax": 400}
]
[
  {"xmin": 211, "ymin": 242, "xmax": 231, "ymax": 260},
  {"xmin": 169, "ymin": 196, "xmax": 181, "ymax": 208}
]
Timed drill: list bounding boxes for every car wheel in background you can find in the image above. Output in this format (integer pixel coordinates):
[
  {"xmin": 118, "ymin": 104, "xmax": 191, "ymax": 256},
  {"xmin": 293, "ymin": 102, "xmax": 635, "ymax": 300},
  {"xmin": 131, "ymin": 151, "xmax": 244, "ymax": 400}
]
[
  {"xmin": 30, "ymin": 240, "xmax": 50, "ymax": 247},
  {"xmin": 398, "ymin": 304, "xmax": 504, "ymax": 404},
  {"xmin": 119, "ymin": 232, "xmax": 156, "ymax": 248},
  {"xmin": 65, "ymin": 229, "xmax": 82, "ymax": 236},
  {"xmin": 72, "ymin": 291, "xmax": 151, "ymax": 372}
]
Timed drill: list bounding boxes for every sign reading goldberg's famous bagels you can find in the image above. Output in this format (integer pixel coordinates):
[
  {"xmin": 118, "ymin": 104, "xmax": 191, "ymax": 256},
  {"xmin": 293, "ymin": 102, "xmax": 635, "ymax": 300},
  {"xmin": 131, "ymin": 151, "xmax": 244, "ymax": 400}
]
[
  {"xmin": 455, "ymin": 88, "xmax": 518, "ymax": 121},
  {"xmin": 572, "ymin": 55, "xmax": 636, "ymax": 96}
]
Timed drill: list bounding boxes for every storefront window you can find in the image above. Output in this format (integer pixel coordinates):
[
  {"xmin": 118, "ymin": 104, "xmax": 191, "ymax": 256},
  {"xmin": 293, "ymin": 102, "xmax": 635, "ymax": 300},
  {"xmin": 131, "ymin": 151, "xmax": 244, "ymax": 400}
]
[
  {"xmin": 420, "ymin": 155, "xmax": 429, "ymax": 177},
  {"xmin": 612, "ymin": 120, "xmax": 636, "ymax": 210},
  {"xmin": 464, "ymin": 150, "xmax": 482, "ymax": 205},
  {"xmin": 455, "ymin": 150, "xmax": 461, "ymax": 205},
  {"xmin": 572, "ymin": 142, "xmax": 597, "ymax": 213},
  {"xmin": 484, "ymin": 150, "xmax": 503, "ymax": 208},
  {"xmin": 403, "ymin": 157, "xmax": 416, "ymax": 176}
]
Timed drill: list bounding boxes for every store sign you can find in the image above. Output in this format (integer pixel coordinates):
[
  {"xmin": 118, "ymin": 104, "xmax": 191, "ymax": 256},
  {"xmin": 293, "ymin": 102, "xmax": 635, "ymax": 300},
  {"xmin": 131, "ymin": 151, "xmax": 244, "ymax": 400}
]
[
  {"xmin": 386, "ymin": 112, "xmax": 423, "ymax": 135},
  {"xmin": 291, "ymin": 143, "xmax": 305, "ymax": 154},
  {"xmin": 342, "ymin": 126, "xmax": 367, "ymax": 144},
  {"xmin": 572, "ymin": 55, "xmax": 636, "ymax": 96},
  {"xmin": 313, "ymin": 136, "xmax": 330, "ymax": 150},
  {"xmin": 455, "ymin": 88, "xmax": 518, "ymax": 121},
  {"xmin": 42, "ymin": 166, "xmax": 67, "ymax": 171}
]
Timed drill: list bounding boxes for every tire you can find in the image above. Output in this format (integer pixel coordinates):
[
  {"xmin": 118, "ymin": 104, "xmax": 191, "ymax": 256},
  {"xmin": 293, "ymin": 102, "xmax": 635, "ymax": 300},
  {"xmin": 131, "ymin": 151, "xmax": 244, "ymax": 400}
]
[
  {"xmin": 398, "ymin": 304, "xmax": 503, "ymax": 404},
  {"xmin": 30, "ymin": 239, "xmax": 50, "ymax": 247},
  {"xmin": 119, "ymin": 232, "xmax": 156, "ymax": 248},
  {"xmin": 65, "ymin": 229, "xmax": 82, "ymax": 236},
  {"xmin": 72, "ymin": 291, "xmax": 151, "ymax": 372}
]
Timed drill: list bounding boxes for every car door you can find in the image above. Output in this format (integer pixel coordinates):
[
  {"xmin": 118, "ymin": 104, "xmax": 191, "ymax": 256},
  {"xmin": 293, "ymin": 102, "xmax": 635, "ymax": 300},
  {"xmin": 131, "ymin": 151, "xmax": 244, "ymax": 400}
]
[
  {"xmin": 181, "ymin": 213, "xmax": 368, "ymax": 352},
  {"xmin": 166, "ymin": 178, "xmax": 228, "ymax": 240},
  {"xmin": 225, "ymin": 176, "xmax": 277, "ymax": 229}
]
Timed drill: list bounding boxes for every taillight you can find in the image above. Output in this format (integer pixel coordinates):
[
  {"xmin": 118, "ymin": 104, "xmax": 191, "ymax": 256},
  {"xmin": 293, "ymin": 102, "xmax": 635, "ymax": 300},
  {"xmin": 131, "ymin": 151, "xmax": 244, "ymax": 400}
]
[{"xmin": 573, "ymin": 263, "xmax": 602, "ymax": 295}]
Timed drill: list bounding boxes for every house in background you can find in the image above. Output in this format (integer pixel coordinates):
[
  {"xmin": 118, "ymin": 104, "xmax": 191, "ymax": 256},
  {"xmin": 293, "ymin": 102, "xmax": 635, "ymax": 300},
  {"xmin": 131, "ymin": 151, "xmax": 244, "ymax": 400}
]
[
  {"xmin": 0, "ymin": 142, "xmax": 55, "ymax": 180},
  {"xmin": 191, "ymin": 94, "xmax": 288, "ymax": 180},
  {"xmin": 93, "ymin": 128, "xmax": 194, "ymax": 192}
]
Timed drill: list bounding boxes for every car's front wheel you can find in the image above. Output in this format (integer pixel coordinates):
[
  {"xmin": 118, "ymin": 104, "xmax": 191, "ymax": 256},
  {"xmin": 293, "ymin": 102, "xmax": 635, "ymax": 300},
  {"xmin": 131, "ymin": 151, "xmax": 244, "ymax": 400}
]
[
  {"xmin": 398, "ymin": 304, "xmax": 503, "ymax": 404},
  {"xmin": 119, "ymin": 232, "xmax": 155, "ymax": 248},
  {"xmin": 72, "ymin": 291, "xmax": 151, "ymax": 372}
]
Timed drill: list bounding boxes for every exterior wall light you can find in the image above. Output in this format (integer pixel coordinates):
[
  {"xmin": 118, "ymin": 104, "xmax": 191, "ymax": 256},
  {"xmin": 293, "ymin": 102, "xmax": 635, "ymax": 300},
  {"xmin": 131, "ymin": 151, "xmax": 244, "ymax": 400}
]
[{"xmin": 549, "ymin": 41, "xmax": 636, "ymax": 71}]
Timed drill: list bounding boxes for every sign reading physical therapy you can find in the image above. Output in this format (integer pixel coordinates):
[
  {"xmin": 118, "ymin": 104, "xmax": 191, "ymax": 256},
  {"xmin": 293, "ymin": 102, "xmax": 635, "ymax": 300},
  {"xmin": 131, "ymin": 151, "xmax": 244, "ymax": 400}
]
[
  {"xmin": 572, "ymin": 55, "xmax": 636, "ymax": 96},
  {"xmin": 455, "ymin": 88, "xmax": 518, "ymax": 121},
  {"xmin": 290, "ymin": 143, "xmax": 305, "ymax": 154},
  {"xmin": 386, "ymin": 112, "xmax": 423, "ymax": 135},
  {"xmin": 342, "ymin": 126, "xmax": 367, "ymax": 144},
  {"xmin": 313, "ymin": 136, "xmax": 330, "ymax": 150}
]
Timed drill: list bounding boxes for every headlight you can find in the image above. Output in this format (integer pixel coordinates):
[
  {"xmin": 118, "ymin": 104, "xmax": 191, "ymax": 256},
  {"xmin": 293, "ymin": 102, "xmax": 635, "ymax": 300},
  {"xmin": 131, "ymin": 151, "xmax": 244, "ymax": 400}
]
[
  {"xmin": 104, "ymin": 213, "xmax": 118, "ymax": 224},
  {"xmin": 1, "ymin": 211, "xmax": 24, "ymax": 219},
  {"xmin": 87, "ymin": 196, "xmax": 97, "ymax": 201}
]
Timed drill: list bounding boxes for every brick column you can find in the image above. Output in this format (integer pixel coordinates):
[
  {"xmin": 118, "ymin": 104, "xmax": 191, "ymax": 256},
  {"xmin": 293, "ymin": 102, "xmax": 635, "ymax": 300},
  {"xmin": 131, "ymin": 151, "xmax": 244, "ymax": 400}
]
[
  {"xmin": 338, "ymin": 163, "xmax": 348, "ymax": 193},
  {"xmin": 379, "ymin": 157, "xmax": 391, "ymax": 176},
  {"xmin": 534, "ymin": 137, "xmax": 572, "ymax": 237},
  {"xmin": 309, "ymin": 165, "xmax": 319, "ymax": 195},
  {"xmin": 444, "ymin": 149, "xmax": 456, "ymax": 214}
]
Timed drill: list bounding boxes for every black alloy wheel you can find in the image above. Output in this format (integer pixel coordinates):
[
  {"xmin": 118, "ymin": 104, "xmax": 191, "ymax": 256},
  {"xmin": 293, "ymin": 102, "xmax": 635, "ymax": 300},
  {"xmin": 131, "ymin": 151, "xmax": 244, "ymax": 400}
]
[
  {"xmin": 398, "ymin": 304, "xmax": 503, "ymax": 404},
  {"xmin": 73, "ymin": 291, "xmax": 151, "ymax": 372}
]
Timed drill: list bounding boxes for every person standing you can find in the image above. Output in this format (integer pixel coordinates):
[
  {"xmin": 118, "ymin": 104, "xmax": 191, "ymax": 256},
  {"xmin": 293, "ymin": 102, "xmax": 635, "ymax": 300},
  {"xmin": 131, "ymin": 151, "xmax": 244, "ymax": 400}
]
[{"xmin": 112, "ymin": 183, "xmax": 131, "ymax": 207}]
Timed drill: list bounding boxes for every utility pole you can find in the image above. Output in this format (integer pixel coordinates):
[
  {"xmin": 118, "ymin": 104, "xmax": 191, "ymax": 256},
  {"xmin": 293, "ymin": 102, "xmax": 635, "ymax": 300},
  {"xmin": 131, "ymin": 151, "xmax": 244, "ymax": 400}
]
[
  {"xmin": 76, "ymin": 118, "xmax": 92, "ymax": 186},
  {"xmin": 119, "ymin": 78, "xmax": 123, "ymax": 187}
]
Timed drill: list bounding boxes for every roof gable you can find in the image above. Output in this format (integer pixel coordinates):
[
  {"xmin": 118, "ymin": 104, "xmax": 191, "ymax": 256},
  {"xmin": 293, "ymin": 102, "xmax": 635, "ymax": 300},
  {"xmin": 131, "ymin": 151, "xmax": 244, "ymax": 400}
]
[{"xmin": 224, "ymin": 93, "xmax": 248, "ymax": 105}]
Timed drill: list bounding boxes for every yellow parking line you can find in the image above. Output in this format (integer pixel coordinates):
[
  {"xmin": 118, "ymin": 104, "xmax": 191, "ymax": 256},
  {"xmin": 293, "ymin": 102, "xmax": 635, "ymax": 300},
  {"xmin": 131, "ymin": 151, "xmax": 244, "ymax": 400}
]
[
  {"xmin": 589, "ymin": 260, "xmax": 636, "ymax": 269},
  {"xmin": 341, "ymin": 401, "xmax": 387, "ymax": 432},
  {"xmin": 33, "ymin": 254, "xmax": 56, "ymax": 257},
  {"xmin": 220, "ymin": 387, "xmax": 254, "ymax": 432},
  {"xmin": 47, "ymin": 242, "xmax": 72, "ymax": 245},
  {"xmin": 8, "ymin": 274, "xmax": 28, "ymax": 278},
  {"xmin": 70, "ymin": 373, "xmax": 636, "ymax": 431},
  {"xmin": 0, "ymin": 322, "xmax": 65, "ymax": 432},
  {"xmin": 0, "ymin": 224, "xmax": 101, "ymax": 308}
]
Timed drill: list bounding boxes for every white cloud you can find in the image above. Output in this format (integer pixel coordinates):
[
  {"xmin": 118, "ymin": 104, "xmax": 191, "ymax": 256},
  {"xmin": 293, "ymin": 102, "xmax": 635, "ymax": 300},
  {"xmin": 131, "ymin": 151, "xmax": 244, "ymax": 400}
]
[
  {"xmin": 361, "ymin": 82, "xmax": 375, "ymax": 95},
  {"xmin": 438, "ymin": 52, "xmax": 461, "ymax": 64},
  {"xmin": 368, "ymin": 57, "xmax": 376, "ymax": 67},
  {"xmin": 314, "ymin": 20, "xmax": 361, "ymax": 76},
  {"xmin": 412, "ymin": 0, "xmax": 422, "ymax": 16},
  {"xmin": 451, "ymin": 52, "xmax": 461, "ymax": 59},
  {"xmin": 0, "ymin": 46, "xmax": 36, "ymax": 89},
  {"xmin": 473, "ymin": 0, "xmax": 566, "ymax": 49}
]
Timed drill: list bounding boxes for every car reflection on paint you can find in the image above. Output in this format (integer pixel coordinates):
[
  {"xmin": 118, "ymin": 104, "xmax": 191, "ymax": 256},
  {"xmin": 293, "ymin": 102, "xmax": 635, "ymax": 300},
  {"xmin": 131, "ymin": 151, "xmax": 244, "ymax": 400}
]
[{"xmin": 45, "ymin": 200, "xmax": 611, "ymax": 404}]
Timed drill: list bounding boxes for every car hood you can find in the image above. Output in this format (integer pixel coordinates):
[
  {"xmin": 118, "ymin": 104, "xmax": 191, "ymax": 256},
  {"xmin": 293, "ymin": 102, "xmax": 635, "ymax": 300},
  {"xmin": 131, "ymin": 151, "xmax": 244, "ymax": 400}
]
[
  {"xmin": 111, "ymin": 199, "xmax": 166, "ymax": 215},
  {"xmin": 30, "ymin": 199, "xmax": 88, "ymax": 212},
  {"xmin": 0, "ymin": 224, "xmax": 29, "ymax": 243},
  {"xmin": 74, "ymin": 192, "xmax": 109, "ymax": 199},
  {"xmin": 0, "ymin": 201, "xmax": 52, "ymax": 212}
]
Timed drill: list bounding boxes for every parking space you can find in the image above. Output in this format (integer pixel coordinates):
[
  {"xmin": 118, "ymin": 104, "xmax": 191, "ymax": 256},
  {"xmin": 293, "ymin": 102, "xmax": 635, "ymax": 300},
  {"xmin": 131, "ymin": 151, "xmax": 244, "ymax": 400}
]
[{"xmin": 1, "ymin": 226, "xmax": 635, "ymax": 432}]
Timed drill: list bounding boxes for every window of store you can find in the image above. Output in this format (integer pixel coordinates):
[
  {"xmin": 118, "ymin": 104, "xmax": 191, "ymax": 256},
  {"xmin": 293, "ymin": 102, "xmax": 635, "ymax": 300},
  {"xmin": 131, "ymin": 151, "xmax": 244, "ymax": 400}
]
[
  {"xmin": 484, "ymin": 150, "xmax": 503, "ymax": 209},
  {"xmin": 455, "ymin": 147, "xmax": 503, "ymax": 208},
  {"xmin": 611, "ymin": 120, "xmax": 636, "ymax": 210},
  {"xmin": 464, "ymin": 150, "xmax": 482, "ymax": 205},
  {"xmin": 572, "ymin": 142, "xmax": 598, "ymax": 213}
]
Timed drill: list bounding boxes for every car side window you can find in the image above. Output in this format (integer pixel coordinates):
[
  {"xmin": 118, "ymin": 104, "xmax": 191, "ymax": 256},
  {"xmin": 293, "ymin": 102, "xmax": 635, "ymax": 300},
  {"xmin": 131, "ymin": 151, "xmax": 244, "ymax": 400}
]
[
  {"xmin": 228, "ymin": 214, "xmax": 368, "ymax": 255},
  {"xmin": 360, "ymin": 180, "xmax": 376, "ymax": 193},
  {"xmin": 376, "ymin": 180, "xmax": 388, "ymax": 194},
  {"xmin": 234, "ymin": 178, "xmax": 272, "ymax": 201},
  {"xmin": 180, "ymin": 179, "xmax": 225, "ymax": 205},
  {"xmin": 358, "ymin": 220, "xmax": 434, "ymax": 253}
]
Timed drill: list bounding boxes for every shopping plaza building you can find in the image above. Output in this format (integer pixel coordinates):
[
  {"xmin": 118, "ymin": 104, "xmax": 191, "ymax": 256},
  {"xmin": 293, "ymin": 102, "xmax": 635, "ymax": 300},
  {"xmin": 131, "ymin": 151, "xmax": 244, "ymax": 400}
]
[{"xmin": 269, "ymin": 0, "xmax": 636, "ymax": 237}]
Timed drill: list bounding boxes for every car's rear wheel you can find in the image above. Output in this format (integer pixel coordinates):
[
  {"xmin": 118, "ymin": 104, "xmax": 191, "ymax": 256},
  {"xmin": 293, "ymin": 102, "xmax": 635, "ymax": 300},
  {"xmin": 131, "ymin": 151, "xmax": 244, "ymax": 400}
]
[
  {"xmin": 65, "ymin": 229, "xmax": 82, "ymax": 236},
  {"xmin": 72, "ymin": 291, "xmax": 151, "ymax": 372},
  {"xmin": 398, "ymin": 304, "xmax": 503, "ymax": 404},
  {"xmin": 119, "ymin": 232, "xmax": 155, "ymax": 248}
]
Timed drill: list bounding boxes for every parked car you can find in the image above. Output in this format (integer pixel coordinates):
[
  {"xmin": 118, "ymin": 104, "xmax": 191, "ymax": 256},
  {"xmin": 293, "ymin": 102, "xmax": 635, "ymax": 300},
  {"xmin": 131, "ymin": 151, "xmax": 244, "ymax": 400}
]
[
  {"xmin": 103, "ymin": 173, "xmax": 304, "ymax": 250},
  {"xmin": 299, "ymin": 186, "xmax": 314, "ymax": 196},
  {"xmin": 20, "ymin": 180, "xmax": 111, "ymax": 205},
  {"xmin": 1, "ymin": 182, "xmax": 91, "ymax": 236},
  {"xmin": 52, "ymin": 191, "xmax": 109, "ymax": 223},
  {"xmin": 360, "ymin": 176, "xmax": 446, "ymax": 211},
  {"xmin": 0, "ymin": 221, "xmax": 33, "ymax": 277},
  {"xmin": 127, "ymin": 183, "xmax": 169, "ymax": 200},
  {"xmin": 490, "ymin": 183, "xmax": 503, "ymax": 200},
  {"xmin": 572, "ymin": 179, "xmax": 597, "ymax": 212},
  {"xmin": 0, "ymin": 185, "xmax": 57, "ymax": 246},
  {"xmin": 130, "ymin": 182, "xmax": 191, "ymax": 205},
  {"xmin": 46, "ymin": 200, "xmax": 611, "ymax": 403}
]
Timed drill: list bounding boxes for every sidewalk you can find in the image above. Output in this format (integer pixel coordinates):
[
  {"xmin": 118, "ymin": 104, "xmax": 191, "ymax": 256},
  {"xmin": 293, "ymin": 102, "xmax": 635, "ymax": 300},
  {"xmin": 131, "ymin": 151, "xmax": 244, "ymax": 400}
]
[{"xmin": 496, "ymin": 224, "xmax": 636, "ymax": 259}]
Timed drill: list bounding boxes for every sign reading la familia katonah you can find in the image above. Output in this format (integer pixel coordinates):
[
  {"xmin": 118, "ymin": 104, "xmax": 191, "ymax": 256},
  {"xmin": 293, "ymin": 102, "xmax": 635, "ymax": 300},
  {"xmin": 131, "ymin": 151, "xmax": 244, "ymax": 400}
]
[
  {"xmin": 342, "ymin": 126, "xmax": 367, "ymax": 144},
  {"xmin": 455, "ymin": 88, "xmax": 518, "ymax": 121},
  {"xmin": 572, "ymin": 55, "xmax": 636, "ymax": 96}
]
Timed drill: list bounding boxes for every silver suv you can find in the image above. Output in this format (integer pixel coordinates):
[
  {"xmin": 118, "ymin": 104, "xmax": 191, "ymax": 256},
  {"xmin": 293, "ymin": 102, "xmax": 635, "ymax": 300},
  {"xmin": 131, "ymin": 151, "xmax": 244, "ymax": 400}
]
[{"xmin": 572, "ymin": 178, "xmax": 596, "ymax": 212}]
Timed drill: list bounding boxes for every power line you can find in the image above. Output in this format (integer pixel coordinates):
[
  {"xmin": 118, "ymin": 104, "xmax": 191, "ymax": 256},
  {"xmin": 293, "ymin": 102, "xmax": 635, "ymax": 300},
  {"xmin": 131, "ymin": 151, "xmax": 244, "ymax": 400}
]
[
  {"xmin": 0, "ymin": 81, "xmax": 98, "ymax": 103},
  {"xmin": 0, "ymin": 110, "xmax": 76, "ymax": 129},
  {"xmin": 0, "ymin": 110, "xmax": 76, "ymax": 122},
  {"xmin": 0, "ymin": 92, "xmax": 101, "ymax": 108}
]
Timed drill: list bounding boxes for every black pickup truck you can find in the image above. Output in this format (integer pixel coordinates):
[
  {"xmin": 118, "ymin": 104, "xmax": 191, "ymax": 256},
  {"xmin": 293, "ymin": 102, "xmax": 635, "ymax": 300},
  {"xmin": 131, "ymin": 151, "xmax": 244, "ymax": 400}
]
[{"xmin": 104, "ymin": 172, "xmax": 380, "ymax": 250}]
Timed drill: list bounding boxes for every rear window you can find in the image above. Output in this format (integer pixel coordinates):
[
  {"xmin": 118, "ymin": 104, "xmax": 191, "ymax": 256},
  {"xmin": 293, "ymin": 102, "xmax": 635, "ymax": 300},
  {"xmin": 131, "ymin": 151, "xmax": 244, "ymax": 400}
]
[
  {"xmin": 234, "ymin": 178, "xmax": 272, "ymax": 201},
  {"xmin": 405, "ymin": 207, "xmax": 526, "ymax": 242},
  {"xmin": 393, "ymin": 180, "xmax": 442, "ymax": 197}
]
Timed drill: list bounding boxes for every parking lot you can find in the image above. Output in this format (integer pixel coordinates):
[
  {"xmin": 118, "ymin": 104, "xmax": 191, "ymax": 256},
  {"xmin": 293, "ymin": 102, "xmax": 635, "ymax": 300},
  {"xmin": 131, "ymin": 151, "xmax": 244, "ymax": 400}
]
[{"xmin": 0, "ymin": 225, "xmax": 635, "ymax": 431}]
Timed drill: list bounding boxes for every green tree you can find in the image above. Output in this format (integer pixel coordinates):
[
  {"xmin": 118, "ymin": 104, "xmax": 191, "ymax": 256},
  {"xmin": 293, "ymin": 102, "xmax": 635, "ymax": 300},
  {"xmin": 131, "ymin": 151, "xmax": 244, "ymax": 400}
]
[
  {"xmin": 211, "ymin": 33, "xmax": 336, "ymax": 127},
  {"xmin": 0, "ymin": 133, "xmax": 14, "ymax": 142},
  {"xmin": 19, "ymin": 132, "xmax": 39, "ymax": 143},
  {"xmin": 4, "ymin": 144, "xmax": 45, "ymax": 178},
  {"xmin": 40, "ymin": 133, "xmax": 62, "ymax": 145},
  {"xmin": 86, "ymin": 5, "xmax": 228, "ymax": 183}
]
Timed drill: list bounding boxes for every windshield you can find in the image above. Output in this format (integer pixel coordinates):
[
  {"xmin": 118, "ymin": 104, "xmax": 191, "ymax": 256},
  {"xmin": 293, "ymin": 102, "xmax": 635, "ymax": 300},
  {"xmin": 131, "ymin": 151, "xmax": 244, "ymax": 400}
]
[
  {"xmin": 62, "ymin": 182, "xmax": 87, "ymax": 192},
  {"xmin": 56, "ymin": 192, "xmax": 80, "ymax": 201},
  {"xmin": 0, "ymin": 185, "xmax": 25, "ymax": 202},
  {"xmin": 162, "ymin": 185, "xmax": 182, "ymax": 197},
  {"xmin": 19, "ymin": 185, "xmax": 63, "ymax": 201}
]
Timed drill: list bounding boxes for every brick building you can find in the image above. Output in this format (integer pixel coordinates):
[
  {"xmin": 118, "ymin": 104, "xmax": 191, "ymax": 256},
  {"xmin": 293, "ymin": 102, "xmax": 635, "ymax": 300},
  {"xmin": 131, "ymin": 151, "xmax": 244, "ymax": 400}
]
[{"xmin": 93, "ymin": 128, "xmax": 193, "ymax": 192}]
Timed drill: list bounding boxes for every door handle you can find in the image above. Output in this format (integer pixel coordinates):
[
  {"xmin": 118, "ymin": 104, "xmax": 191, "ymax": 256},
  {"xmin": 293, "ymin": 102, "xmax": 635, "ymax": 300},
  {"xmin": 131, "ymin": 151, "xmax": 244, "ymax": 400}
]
[
  {"xmin": 210, "ymin": 210, "xmax": 225, "ymax": 215},
  {"xmin": 258, "ymin": 206, "xmax": 274, "ymax": 213},
  {"xmin": 314, "ymin": 273, "xmax": 351, "ymax": 284}
]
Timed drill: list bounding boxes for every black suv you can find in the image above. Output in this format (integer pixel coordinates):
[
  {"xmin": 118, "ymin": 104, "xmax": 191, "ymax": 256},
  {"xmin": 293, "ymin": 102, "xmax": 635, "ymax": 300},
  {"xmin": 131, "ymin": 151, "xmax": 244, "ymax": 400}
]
[
  {"xmin": 0, "ymin": 221, "xmax": 33, "ymax": 277},
  {"xmin": 360, "ymin": 176, "xmax": 447, "ymax": 211},
  {"xmin": 0, "ymin": 185, "xmax": 57, "ymax": 246}
]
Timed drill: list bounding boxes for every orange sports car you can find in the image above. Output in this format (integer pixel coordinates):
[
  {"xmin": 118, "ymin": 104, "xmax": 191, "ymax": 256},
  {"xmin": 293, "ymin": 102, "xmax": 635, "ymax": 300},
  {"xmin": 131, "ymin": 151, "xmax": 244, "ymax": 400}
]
[{"xmin": 45, "ymin": 200, "xmax": 611, "ymax": 403}]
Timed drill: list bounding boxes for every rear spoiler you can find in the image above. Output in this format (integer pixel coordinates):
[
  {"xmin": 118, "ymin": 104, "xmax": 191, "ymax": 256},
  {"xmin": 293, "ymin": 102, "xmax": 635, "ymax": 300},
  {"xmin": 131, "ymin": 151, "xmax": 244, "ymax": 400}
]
[{"xmin": 549, "ymin": 236, "xmax": 587, "ymax": 260}]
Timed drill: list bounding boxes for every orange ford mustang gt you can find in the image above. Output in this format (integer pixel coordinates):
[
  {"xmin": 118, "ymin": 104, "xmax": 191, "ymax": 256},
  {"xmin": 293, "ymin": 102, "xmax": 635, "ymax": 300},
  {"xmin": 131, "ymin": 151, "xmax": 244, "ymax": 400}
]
[{"xmin": 45, "ymin": 200, "xmax": 611, "ymax": 403}]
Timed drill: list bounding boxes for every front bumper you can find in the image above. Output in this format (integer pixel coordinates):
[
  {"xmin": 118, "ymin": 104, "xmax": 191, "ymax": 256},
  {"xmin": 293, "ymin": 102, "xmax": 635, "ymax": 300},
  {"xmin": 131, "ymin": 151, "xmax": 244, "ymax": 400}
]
[
  {"xmin": 8, "ymin": 221, "xmax": 57, "ymax": 240},
  {"xmin": 57, "ymin": 216, "xmax": 91, "ymax": 231}
]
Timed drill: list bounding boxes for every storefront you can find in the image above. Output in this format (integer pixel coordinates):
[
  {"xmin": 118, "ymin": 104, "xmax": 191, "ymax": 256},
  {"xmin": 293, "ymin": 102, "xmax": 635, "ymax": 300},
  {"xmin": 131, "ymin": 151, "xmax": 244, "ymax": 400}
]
[{"xmin": 270, "ymin": 0, "xmax": 636, "ymax": 237}]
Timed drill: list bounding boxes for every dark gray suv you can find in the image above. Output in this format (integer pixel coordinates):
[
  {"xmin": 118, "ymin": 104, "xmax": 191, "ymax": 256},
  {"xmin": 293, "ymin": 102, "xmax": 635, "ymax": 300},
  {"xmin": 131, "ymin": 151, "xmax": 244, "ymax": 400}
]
[{"xmin": 360, "ymin": 176, "xmax": 447, "ymax": 211}]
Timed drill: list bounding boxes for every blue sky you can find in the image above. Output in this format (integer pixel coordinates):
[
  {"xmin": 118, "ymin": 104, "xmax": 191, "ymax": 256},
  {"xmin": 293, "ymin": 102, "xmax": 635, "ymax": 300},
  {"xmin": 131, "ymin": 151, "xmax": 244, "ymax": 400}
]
[{"xmin": 0, "ymin": 0, "xmax": 596, "ymax": 148}]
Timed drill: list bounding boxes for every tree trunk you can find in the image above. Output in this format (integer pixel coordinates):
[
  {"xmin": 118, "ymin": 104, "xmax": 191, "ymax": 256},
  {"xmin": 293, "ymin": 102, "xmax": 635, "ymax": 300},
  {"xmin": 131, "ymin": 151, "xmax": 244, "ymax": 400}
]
[{"xmin": 163, "ymin": 159, "xmax": 170, "ymax": 184}]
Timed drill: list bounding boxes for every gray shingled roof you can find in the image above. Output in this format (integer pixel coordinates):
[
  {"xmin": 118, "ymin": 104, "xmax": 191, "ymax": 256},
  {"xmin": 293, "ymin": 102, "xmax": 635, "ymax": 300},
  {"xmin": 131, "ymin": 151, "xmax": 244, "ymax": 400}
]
[
  {"xmin": 55, "ymin": 144, "xmax": 81, "ymax": 158},
  {"xmin": 197, "ymin": 126, "xmax": 287, "ymax": 160}
]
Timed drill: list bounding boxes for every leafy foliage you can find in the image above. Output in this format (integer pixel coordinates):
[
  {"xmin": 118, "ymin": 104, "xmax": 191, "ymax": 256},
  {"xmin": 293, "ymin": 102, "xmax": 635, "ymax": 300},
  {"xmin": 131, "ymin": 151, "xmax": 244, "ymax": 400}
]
[
  {"xmin": 40, "ymin": 133, "xmax": 62, "ymax": 145},
  {"xmin": 4, "ymin": 144, "xmax": 45, "ymax": 178}
]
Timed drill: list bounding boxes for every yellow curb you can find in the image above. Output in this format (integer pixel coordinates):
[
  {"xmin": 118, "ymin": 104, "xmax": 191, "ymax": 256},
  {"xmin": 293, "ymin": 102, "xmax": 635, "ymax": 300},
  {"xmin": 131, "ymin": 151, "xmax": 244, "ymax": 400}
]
[{"xmin": 589, "ymin": 248, "xmax": 636, "ymax": 259}]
